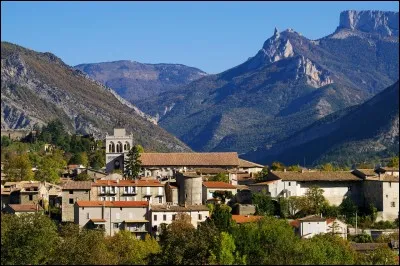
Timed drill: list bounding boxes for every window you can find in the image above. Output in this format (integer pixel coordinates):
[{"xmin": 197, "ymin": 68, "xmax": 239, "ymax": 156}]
[
  {"xmin": 172, "ymin": 214, "xmax": 176, "ymax": 221},
  {"xmin": 389, "ymin": 182, "xmax": 392, "ymax": 188},
  {"xmin": 163, "ymin": 214, "xmax": 167, "ymax": 221},
  {"xmin": 348, "ymin": 186, "xmax": 352, "ymax": 191},
  {"xmin": 386, "ymin": 194, "xmax": 389, "ymax": 198},
  {"xmin": 391, "ymin": 202, "xmax": 396, "ymax": 207},
  {"xmin": 113, "ymin": 223, "xmax": 119, "ymax": 229},
  {"xmin": 111, "ymin": 197, "xmax": 116, "ymax": 201},
  {"xmin": 29, "ymin": 195, "xmax": 33, "ymax": 201},
  {"xmin": 69, "ymin": 198, "xmax": 74, "ymax": 204},
  {"xmin": 101, "ymin": 197, "xmax": 106, "ymax": 201},
  {"xmin": 125, "ymin": 197, "xmax": 130, "ymax": 201},
  {"xmin": 288, "ymin": 182, "xmax": 291, "ymax": 186},
  {"xmin": 101, "ymin": 187, "xmax": 106, "ymax": 193},
  {"xmin": 87, "ymin": 213, "xmax": 90, "ymax": 219},
  {"xmin": 198, "ymin": 214, "xmax": 202, "ymax": 220},
  {"xmin": 154, "ymin": 215, "xmax": 157, "ymax": 221},
  {"xmin": 69, "ymin": 190, "xmax": 73, "ymax": 194},
  {"xmin": 158, "ymin": 197, "xmax": 163, "ymax": 204}
]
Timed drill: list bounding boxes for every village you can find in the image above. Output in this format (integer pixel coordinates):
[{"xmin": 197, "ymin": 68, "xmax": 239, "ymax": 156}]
[{"xmin": 1, "ymin": 128, "xmax": 399, "ymax": 263}]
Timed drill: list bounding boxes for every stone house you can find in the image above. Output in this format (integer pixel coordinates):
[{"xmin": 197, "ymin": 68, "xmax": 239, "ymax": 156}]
[
  {"xmin": 164, "ymin": 182, "xmax": 179, "ymax": 205},
  {"xmin": 91, "ymin": 179, "xmax": 165, "ymax": 205},
  {"xmin": 74, "ymin": 201, "xmax": 149, "ymax": 238},
  {"xmin": 202, "ymin": 181, "xmax": 237, "ymax": 204},
  {"xmin": 175, "ymin": 172, "xmax": 203, "ymax": 205},
  {"xmin": 62, "ymin": 181, "xmax": 92, "ymax": 222},
  {"xmin": 238, "ymin": 159, "xmax": 264, "ymax": 175},
  {"xmin": 355, "ymin": 170, "xmax": 399, "ymax": 221},
  {"xmin": 248, "ymin": 170, "xmax": 364, "ymax": 206},
  {"xmin": 290, "ymin": 215, "xmax": 347, "ymax": 239},
  {"xmin": 2, "ymin": 204, "xmax": 44, "ymax": 215},
  {"xmin": 150, "ymin": 204, "xmax": 209, "ymax": 234}
]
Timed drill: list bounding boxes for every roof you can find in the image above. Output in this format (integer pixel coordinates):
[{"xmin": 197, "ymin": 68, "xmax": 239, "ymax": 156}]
[
  {"xmin": 248, "ymin": 180, "xmax": 279, "ymax": 186},
  {"xmin": 203, "ymin": 181, "xmax": 236, "ymax": 189},
  {"xmin": 1, "ymin": 188, "xmax": 20, "ymax": 195},
  {"xmin": 151, "ymin": 205, "xmax": 209, "ymax": 212},
  {"xmin": 352, "ymin": 169, "xmax": 378, "ymax": 178},
  {"xmin": 290, "ymin": 219, "xmax": 300, "ymax": 228},
  {"xmin": 232, "ymin": 215, "xmax": 263, "ymax": 224},
  {"xmin": 238, "ymin": 159, "xmax": 264, "ymax": 168},
  {"xmin": 380, "ymin": 167, "xmax": 399, "ymax": 172},
  {"xmin": 268, "ymin": 171, "xmax": 362, "ymax": 182},
  {"xmin": 90, "ymin": 218, "xmax": 107, "ymax": 223},
  {"xmin": 76, "ymin": 201, "xmax": 149, "ymax": 208},
  {"xmin": 139, "ymin": 152, "xmax": 239, "ymax": 167},
  {"xmin": 299, "ymin": 215, "xmax": 326, "ymax": 222},
  {"xmin": 365, "ymin": 175, "xmax": 399, "ymax": 182},
  {"xmin": 350, "ymin": 243, "xmax": 389, "ymax": 252},
  {"xmin": 62, "ymin": 181, "xmax": 92, "ymax": 190},
  {"xmin": 92, "ymin": 179, "xmax": 163, "ymax": 187},
  {"xmin": 7, "ymin": 204, "xmax": 44, "ymax": 212},
  {"xmin": 194, "ymin": 168, "xmax": 229, "ymax": 175},
  {"xmin": 124, "ymin": 219, "xmax": 149, "ymax": 223}
]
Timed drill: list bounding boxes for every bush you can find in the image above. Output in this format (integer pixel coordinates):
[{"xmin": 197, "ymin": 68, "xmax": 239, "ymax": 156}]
[{"xmin": 349, "ymin": 233, "xmax": 373, "ymax": 243}]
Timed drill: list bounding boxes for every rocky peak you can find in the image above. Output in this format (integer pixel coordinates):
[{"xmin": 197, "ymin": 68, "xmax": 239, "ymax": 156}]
[
  {"xmin": 296, "ymin": 56, "xmax": 334, "ymax": 88},
  {"xmin": 338, "ymin": 10, "xmax": 399, "ymax": 37}
]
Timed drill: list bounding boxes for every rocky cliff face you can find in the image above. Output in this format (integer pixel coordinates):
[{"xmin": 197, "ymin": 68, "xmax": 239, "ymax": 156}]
[
  {"xmin": 137, "ymin": 10, "xmax": 398, "ymax": 154},
  {"xmin": 338, "ymin": 10, "xmax": 399, "ymax": 37},
  {"xmin": 75, "ymin": 60, "xmax": 207, "ymax": 103},
  {"xmin": 1, "ymin": 42, "xmax": 191, "ymax": 152}
]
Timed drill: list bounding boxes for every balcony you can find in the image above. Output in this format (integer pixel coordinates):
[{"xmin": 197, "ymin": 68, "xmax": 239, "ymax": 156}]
[{"xmin": 122, "ymin": 189, "xmax": 137, "ymax": 195}]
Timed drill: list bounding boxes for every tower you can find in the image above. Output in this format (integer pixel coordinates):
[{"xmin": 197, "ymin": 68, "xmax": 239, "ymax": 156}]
[{"xmin": 105, "ymin": 128, "xmax": 133, "ymax": 174}]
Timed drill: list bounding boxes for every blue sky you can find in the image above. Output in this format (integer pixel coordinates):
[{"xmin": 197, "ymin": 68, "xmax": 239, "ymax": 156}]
[{"xmin": 1, "ymin": 1, "xmax": 398, "ymax": 74}]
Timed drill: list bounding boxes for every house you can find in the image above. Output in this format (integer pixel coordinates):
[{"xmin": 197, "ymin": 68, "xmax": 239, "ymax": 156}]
[
  {"xmin": 140, "ymin": 152, "xmax": 240, "ymax": 179},
  {"xmin": 248, "ymin": 170, "xmax": 364, "ymax": 206},
  {"xmin": 202, "ymin": 181, "xmax": 237, "ymax": 204},
  {"xmin": 290, "ymin": 215, "xmax": 347, "ymax": 239},
  {"xmin": 1, "ymin": 185, "xmax": 20, "ymax": 209},
  {"xmin": 2, "ymin": 181, "xmax": 49, "ymax": 206},
  {"xmin": 238, "ymin": 159, "xmax": 264, "ymax": 175},
  {"xmin": 62, "ymin": 181, "xmax": 92, "ymax": 222},
  {"xmin": 150, "ymin": 204, "xmax": 209, "ymax": 234},
  {"xmin": 74, "ymin": 201, "xmax": 150, "ymax": 238},
  {"xmin": 362, "ymin": 175, "xmax": 399, "ymax": 221},
  {"xmin": 2, "ymin": 204, "xmax": 44, "ymax": 215},
  {"xmin": 232, "ymin": 214, "xmax": 263, "ymax": 224},
  {"xmin": 164, "ymin": 182, "xmax": 179, "ymax": 205},
  {"xmin": 91, "ymin": 179, "xmax": 165, "ymax": 205}
]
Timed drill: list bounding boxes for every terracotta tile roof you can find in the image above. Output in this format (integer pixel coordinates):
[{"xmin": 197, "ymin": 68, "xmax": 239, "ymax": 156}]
[
  {"xmin": 232, "ymin": 215, "xmax": 263, "ymax": 224},
  {"xmin": 90, "ymin": 218, "xmax": 107, "ymax": 223},
  {"xmin": 268, "ymin": 171, "xmax": 362, "ymax": 182},
  {"xmin": 92, "ymin": 179, "xmax": 163, "ymax": 187},
  {"xmin": 289, "ymin": 219, "xmax": 300, "ymax": 228},
  {"xmin": 151, "ymin": 205, "xmax": 209, "ymax": 212},
  {"xmin": 8, "ymin": 204, "xmax": 44, "ymax": 212},
  {"xmin": 76, "ymin": 201, "xmax": 149, "ymax": 208},
  {"xmin": 203, "ymin": 181, "xmax": 236, "ymax": 189},
  {"xmin": 62, "ymin": 181, "xmax": 92, "ymax": 190},
  {"xmin": 140, "ymin": 152, "xmax": 239, "ymax": 167},
  {"xmin": 238, "ymin": 159, "xmax": 264, "ymax": 168}
]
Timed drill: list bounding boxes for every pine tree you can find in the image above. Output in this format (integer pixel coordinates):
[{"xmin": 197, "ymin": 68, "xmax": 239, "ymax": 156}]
[{"xmin": 123, "ymin": 146, "xmax": 142, "ymax": 180}]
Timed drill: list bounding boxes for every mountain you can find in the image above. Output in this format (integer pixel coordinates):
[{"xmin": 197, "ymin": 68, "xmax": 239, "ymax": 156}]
[
  {"xmin": 1, "ymin": 42, "xmax": 191, "ymax": 152},
  {"xmin": 137, "ymin": 10, "xmax": 398, "ymax": 153},
  {"xmin": 74, "ymin": 60, "xmax": 207, "ymax": 103},
  {"xmin": 243, "ymin": 81, "xmax": 399, "ymax": 166}
]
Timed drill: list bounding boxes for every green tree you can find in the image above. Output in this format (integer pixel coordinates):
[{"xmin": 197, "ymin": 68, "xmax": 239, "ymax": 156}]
[
  {"xmin": 278, "ymin": 197, "xmax": 290, "ymax": 218},
  {"xmin": 303, "ymin": 186, "xmax": 327, "ymax": 215},
  {"xmin": 322, "ymin": 204, "xmax": 341, "ymax": 218},
  {"xmin": 270, "ymin": 161, "xmax": 285, "ymax": 171},
  {"xmin": 349, "ymin": 233, "xmax": 373, "ymax": 243},
  {"xmin": 124, "ymin": 146, "xmax": 142, "ymax": 180},
  {"xmin": 107, "ymin": 230, "xmax": 160, "ymax": 265},
  {"xmin": 386, "ymin": 156, "xmax": 399, "ymax": 167},
  {"xmin": 287, "ymin": 164, "xmax": 302, "ymax": 172},
  {"xmin": 287, "ymin": 196, "xmax": 303, "ymax": 217},
  {"xmin": 216, "ymin": 232, "xmax": 236, "ymax": 265},
  {"xmin": 211, "ymin": 204, "xmax": 234, "ymax": 232},
  {"xmin": 3, "ymin": 153, "xmax": 34, "ymax": 181},
  {"xmin": 208, "ymin": 172, "xmax": 229, "ymax": 183},
  {"xmin": 1, "ymin": 213, "xmax": 59, "ymax": 265},
  {"xmin": 255, "ymin": 166, "xmax": 269, "ymax": 181},
  {"xmin": 1, "ymin": 135, "xmax": 12, "ymax": 147},
  {"xmin": 52, "ymin": 227, "xmax": 115, "ymax": 265},
  {"xmin": 319, "ymin": 163, "xmax": 334, "ymax": 171},
  {"xmin": 252, "ymin": 190, "xmax": 276, "ymax": 216},
  {"xmin": 339, "ymin": 197, "xmax": 358, "ymax": 223},
  {"xmin": 34, "ymin": 152, "xmax": 66, "ymax": 184},
  {"xmin": 89, "ymin": 149, "xmax": 105, "ymax": 169},
  {"xmin": 136, "ymin": 144, "xmax": 145, "ymax": 153},
  {"xmin": 75, "ymin": 172, "xmax": 91, "ymax": 181},
  {"xmin": 358, "ymin": 245, "xmax": 398, "ymax": 265},
  {"xmin": 212, "ymin": 190, "xmax": 233, "ymax": 204}
]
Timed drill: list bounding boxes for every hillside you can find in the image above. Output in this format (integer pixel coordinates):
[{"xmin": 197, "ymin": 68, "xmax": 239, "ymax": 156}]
[
  {"xmin": 137, "ymin": 10, "xmax": 399, "ymax": 153},
  {"xmin": 0, "ymin": 42, "xmax": 191, "ymax": 152},
  {"xmin": 74, "ymin": 60, "xmax": 207, "ymax": 104},
  {"xmin": 243, "ymin": 81, "xmax": 399, "ymax": 166}
]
